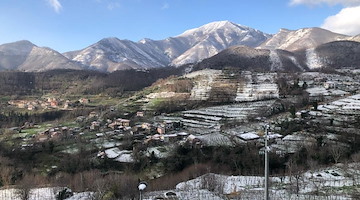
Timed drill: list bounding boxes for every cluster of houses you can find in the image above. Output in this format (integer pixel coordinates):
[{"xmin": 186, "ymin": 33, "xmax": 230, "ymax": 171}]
[
  {"xmin": 8, "ymin": 97, "xmax": 90, "ymax": 111},
  {"xmin": 299, "ymin": 71, "xmax": 360, "ymax": 102},
  {"xmin": 35, "ymin": 126, "xmax": 82, "ymax": 142}
]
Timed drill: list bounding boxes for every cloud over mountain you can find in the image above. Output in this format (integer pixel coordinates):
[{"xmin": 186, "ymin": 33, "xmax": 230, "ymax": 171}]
[
  {"xmin": 290, "ymin": 0, "xmax": 360, "ymax": 36},
  {"xmin": 321, "ymin": 6, "xmax": 360, "ymax": 35}
]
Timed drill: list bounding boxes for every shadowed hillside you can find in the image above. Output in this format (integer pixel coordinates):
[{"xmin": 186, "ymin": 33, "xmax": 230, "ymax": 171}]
[{"xmin": 0, "ymin": 67, "xmax": 184, "ymax": 96}]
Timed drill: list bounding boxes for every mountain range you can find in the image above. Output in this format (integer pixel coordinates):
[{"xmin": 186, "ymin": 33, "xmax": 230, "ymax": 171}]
[{"xmin": 1, "ymin": 20, "xmax": 360, "ymax": 72}]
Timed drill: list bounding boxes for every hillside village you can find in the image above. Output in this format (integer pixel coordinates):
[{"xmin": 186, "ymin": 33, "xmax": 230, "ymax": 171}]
[
  {"xmin": 1, "ymin": 67, "xmax": 360, "ymax": 199},
  {"xmin": 3, "ymin": 68, "xmax": 360, "ymax": 159}
]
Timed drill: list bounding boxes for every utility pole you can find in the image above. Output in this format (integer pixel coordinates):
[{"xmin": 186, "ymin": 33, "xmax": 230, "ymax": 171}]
[{"xmin": 264, "ymin": 124, "xmax": 270, "ymax": 200}]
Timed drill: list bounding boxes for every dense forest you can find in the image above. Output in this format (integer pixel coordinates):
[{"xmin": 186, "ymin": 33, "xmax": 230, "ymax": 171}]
[{"xmin": 0, "ymin": 67, "xmax": 184, "ymax": 96}]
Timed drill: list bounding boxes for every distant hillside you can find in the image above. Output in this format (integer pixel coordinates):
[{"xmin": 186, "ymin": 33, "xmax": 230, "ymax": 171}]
[
  {"xmin": 0, "ymin": 40, "xmax": 35, "ymax": 70},
  {"xmin": 312, "ymin": 41, "xmax": 360, "ymax": 69},
  {"xmin": 0, "ymin": 68, "xmax": 183, "ymax": 96},
  {"xmin": 130, "ymin": 68, "xmax": 283, "ymax": 113},
  {"xmin": 189, "ymin": 40, "xmax": 360, "ymax": 72},
  {"xmin": 0, "ymin": 41, "xmax": 83, "ymax": 72},
  {"xmin": 192, "ymin": 45, "xmax": 306, "ymax": 72}
]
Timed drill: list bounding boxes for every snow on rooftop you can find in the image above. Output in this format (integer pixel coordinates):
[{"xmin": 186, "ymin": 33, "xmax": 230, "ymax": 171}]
[
  {"xmin": 105, "ymin": 147, "xmax": 122, "ymax": 159},
  {"xmin": 196, "ymin": 133, "xmax": 233, "ymax": 146},
  {"xmin": 238, "ymin": 132, "xmax": 260, "ymax": 140},
  {"xmin": 267, "ymin": 133, "xmax": 283, "ymax": 139},
  {"xmin": 282, "ymin": 134, "xmax": 306, "ymax": 141},
  {"xmin": 114, "ymin": 153, "xmax": 134, "ymax": 163},
  {"xmin": 306, "ymin": 87, "xmax": 327, "ymax": 95},
  {"xmin": 176, "ymin": 132, "xmax": 189, "ymax": 136}
]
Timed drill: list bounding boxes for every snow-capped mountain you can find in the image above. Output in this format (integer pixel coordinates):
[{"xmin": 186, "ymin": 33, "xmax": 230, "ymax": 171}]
[
  {"xmin": 65, "ymin": 21, "xmax": 272, "ymax": 72},
  {"xmin": 64, "ymin": 37, "xmax": 170, "ymax": 72},
  {"xmin": 259, "ymin": 27, "xmax": 348, "ymax": 51},
  {"xmin": 170, "ymin": 21, "xmax": 272, "ymax": 66},
  {"xmin": 0, "ymin": 40, "xmax": 83, "ymax": 72},
  {"xmin": 1, "ymin": 21, "xmax": 359, "ymax": 73}
]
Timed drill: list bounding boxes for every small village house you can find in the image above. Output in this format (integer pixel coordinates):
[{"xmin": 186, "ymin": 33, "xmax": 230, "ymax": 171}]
[
  {"xmin": 136, "ymin": 111, "xmax": 145, "ymax": 117},
  {"xmin": 90, "ymin": 121, "xmax": 101, "ymax": 131}
]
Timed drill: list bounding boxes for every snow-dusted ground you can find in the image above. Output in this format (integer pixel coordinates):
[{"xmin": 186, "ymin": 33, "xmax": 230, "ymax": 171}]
[
  {"xmin": 146, "ymin": 164, "xmax": 360, "ymax": 199},
  {"xmin": 235, "ymin": 72, "xmax": 279, "ymax": 102},
  {"xmin": 0, "ymin": 187, "xmax": 92, "ymax": 200},
  {"xmin": 1, "ymin": 163, "xmax": 359, "ymax": 199},
  {"xmin": 181, "ymin": 100, "xmax": 276, "ymax": 133},
  {"xmin": 186, "ymin": 69, "xmax": 222, "ymax": 101},
  {"xmin": 306, "ymin": 87, "xmax": 349, "ymax": 98},
  {"xmin": 318, "ymin": 94, "xmax": 360, "ymax": 115},
  {"xmin": 103, "ymin": 147, "xmax": 134, "ymax": 162}
]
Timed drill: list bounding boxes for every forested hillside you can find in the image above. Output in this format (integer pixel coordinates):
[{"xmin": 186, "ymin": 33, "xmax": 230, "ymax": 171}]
[{"xmin": 0, "ymin": 68, "xmax": 183, "ymax": 96}]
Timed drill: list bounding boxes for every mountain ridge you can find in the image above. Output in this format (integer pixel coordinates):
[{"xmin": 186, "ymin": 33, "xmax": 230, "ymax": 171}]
[
  {"xmin": 0, "ymin": 21, "xmax": 359, "ymax": 72},
  {"xmin": 258, "ymin": 27, "xmax": 348, "ymax": 51},
  {"xmin": 63, "ymin": 21, "xmax": 272, "ymax": 72}
]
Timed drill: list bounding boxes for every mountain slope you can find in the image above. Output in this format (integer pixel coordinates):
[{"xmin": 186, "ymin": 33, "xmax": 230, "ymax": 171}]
[
  {"xmin": 0, "ymin": 40, "xmax": 35, "ymax": 70},
  {"xmin": 0, "ymin": 40, "xmax": 83, "ymax": 72},
  {"xmin": 192, "ymin": 40, "xmax": 360, "ymax": 72},
  {"xmin": 259, "ymin": 28, "xmax": 348, "ymax": 51},
  {"xmin": 65, "ymin": 37, "xmax": 170, "ymax": 72},
  {"xmin": 193, "ymin": 45, "xmax": 306, "ymax": 72},
  {"xmin": 349, "ymin": 34, "xmax": 360, "ymax": 42},
  {"xmin": 306, "ymin": 41, "xmax": 360, "ymax": 69},
  {"xmin": 18, "ymin": 46, "xmax": 84, "ymax": 72},
  {"xmin": 65, "ymin": 21, "xmax": 272, "ymax": 72},
  {"xmin": 170, "ymin": 21, "xmax": 272, "ymax": 66}
]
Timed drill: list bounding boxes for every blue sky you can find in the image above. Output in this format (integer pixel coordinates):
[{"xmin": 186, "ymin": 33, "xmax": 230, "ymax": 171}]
[{"xmin": 1, "ymin": 0, "xmax": 359, "ymax": 52}]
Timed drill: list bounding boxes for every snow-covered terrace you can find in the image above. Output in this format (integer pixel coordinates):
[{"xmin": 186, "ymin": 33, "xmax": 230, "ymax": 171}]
[
  {"xmin": 306, "ymin": 87, "xmax": 349, "ymax": 97},
  {"xmin": 318, "ymin": 94, "xmax": 360, "ymax": 114}
]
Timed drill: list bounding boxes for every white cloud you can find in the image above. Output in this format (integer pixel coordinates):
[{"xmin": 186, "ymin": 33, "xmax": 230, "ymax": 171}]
[
  {"xmin": 321, "ymin": 6, "xmax": 360, "ymax": 35},
  {"xmin": 290, "ymin": 0, "xmax": 360, "ymax": 6},
  {"xmin": 161, "ymin": 2, "xmax": 170, "ymax": 10},
  {"xmin": 47, "ymin": 0, "xmax": 62, "ymax": 13}
]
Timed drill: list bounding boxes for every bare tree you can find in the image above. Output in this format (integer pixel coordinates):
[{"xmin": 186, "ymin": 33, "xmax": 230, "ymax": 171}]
[
  {"xmin": 0, "ymin": 166, "xmax": 15, "ymax": 186},
  {"xmin": 15, "ymin": 175, "xmax": 34, "ymax": 200},
  {"xmin": 330, "ymin": 144, "xmax": 344, "ymax": 164},
  {"xmin": 200, "ymin": 173, "xmax": 225, "ymax": 195},
  {"xmin": 286, "ymin": 158, "xmax": 303, "ymax": 195}
]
